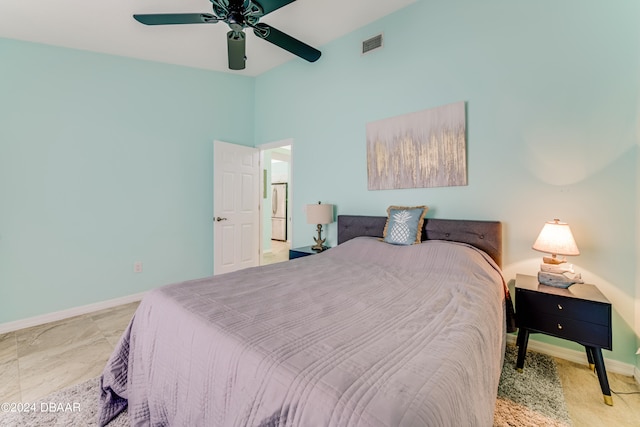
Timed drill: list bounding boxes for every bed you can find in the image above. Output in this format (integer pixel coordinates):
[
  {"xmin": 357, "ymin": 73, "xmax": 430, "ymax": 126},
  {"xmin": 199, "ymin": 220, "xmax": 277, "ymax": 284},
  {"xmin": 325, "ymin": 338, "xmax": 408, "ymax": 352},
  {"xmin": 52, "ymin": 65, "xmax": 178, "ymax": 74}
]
[{"xmin": 99, "ymin": 215, "xmax": 515, "ymax": 426}]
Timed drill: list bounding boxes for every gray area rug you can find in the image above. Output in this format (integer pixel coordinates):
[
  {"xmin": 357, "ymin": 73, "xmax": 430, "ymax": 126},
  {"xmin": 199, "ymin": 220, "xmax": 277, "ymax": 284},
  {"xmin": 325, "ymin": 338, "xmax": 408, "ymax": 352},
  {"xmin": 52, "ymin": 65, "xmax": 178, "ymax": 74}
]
[
  {"xmin": 495, "ymin": 345, "xmax": 571, "ymax": 426},
  {"xmin": 1, "ymin": 345, "xmax": 570, "ymax": 426}
]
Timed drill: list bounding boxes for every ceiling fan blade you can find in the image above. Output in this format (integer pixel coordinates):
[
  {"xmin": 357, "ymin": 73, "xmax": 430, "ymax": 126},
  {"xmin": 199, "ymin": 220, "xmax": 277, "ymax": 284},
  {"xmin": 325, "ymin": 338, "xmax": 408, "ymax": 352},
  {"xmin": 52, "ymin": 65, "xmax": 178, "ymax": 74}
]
[
  {"xmin": 253, "ymin": 23, "xmax": 320, "ymax": 63},
  {"xmin": 227, "ymin": 31, "xmax": 247, "ymax": 70},
  {"xmin": 253, "ymin": 0, "xmax": 296, "ymax": 16},
  {"xmin": 133, "ymin": 13, "xmax": 219, "ymax": 26}
]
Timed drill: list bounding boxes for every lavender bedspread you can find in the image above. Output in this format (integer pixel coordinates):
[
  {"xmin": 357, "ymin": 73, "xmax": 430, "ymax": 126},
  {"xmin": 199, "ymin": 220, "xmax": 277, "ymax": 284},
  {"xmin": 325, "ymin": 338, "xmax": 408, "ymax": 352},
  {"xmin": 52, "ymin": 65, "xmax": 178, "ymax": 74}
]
[{"xmin": 99, "ymin": 237, "xmax": 507, "ymax": 426}]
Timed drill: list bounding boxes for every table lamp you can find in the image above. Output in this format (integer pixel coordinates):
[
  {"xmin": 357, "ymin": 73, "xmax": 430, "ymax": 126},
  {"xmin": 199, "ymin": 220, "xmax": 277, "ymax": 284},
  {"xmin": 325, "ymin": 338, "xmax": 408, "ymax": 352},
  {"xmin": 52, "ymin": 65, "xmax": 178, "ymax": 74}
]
[
  {"xmin": 306, "ymin": 202, "xmax": 334, "ymax": 252},
  {"xmin": 532, "ymin": 219, "xmax": 583, "ymax": 288}
]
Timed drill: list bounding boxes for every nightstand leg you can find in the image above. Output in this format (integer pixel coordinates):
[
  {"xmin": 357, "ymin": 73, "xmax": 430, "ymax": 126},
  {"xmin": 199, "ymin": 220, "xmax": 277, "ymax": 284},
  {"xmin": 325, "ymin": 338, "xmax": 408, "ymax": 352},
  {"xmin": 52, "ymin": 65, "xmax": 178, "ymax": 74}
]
[
  {"xmin": 585, "ymin": 347, "xmax": 595, "ymax": 371},
  {"xmin": 588, "ymin": 346, "xmax": 613, "ymax": 406},
  {"xmin": 515, "ymin": 328, "xmax": 530, "ymax": 372}
]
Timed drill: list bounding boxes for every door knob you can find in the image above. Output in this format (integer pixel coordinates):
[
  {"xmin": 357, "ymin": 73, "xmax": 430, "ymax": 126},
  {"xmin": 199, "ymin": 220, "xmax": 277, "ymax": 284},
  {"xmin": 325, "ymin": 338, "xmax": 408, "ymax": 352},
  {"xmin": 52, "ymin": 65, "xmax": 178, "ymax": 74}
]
[{"xmin": 215, "ymin": 217, "xmax": 228, "ymax": 222}]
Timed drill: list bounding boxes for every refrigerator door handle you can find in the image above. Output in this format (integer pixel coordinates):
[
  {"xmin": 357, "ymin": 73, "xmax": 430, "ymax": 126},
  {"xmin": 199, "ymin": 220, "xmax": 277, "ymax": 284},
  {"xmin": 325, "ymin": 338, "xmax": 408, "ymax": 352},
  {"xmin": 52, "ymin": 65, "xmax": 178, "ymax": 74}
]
[{"xmin": 272, "ymin": 188, "xmax": 277, "ymax": 215}]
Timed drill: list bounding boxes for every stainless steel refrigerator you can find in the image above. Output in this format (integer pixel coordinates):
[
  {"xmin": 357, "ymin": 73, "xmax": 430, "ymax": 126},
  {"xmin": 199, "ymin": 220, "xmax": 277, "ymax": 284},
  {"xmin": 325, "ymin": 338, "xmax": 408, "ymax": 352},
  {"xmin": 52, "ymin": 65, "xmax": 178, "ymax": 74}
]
[{"xmin": 271, "ymin": 183, "xmax": 287, "ymax": 241}]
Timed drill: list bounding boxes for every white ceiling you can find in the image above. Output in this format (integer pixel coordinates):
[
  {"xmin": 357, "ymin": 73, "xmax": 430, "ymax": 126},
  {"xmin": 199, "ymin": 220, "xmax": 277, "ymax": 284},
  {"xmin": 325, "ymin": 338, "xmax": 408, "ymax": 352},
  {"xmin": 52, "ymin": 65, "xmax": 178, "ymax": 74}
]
[{"xmin": 0, "ymin": 0, "xmax": 416, "ymax": 76}]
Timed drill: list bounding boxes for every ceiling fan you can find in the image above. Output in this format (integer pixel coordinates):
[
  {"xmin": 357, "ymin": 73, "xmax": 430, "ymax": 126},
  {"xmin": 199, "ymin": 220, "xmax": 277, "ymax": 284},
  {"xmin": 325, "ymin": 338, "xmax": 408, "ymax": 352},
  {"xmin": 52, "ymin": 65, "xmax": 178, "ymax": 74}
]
[{"xmin": 133, "ymin": 0, "xmax": 321, "ymax": 70}]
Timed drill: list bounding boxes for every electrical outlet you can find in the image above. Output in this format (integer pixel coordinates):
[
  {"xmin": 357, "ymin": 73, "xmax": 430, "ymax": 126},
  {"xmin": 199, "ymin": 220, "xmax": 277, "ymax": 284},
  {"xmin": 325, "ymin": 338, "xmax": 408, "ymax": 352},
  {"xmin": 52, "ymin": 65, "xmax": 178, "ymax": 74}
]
[{"xmin": 133, "ymin": 261, "xmax": 143, "ymax": 273}]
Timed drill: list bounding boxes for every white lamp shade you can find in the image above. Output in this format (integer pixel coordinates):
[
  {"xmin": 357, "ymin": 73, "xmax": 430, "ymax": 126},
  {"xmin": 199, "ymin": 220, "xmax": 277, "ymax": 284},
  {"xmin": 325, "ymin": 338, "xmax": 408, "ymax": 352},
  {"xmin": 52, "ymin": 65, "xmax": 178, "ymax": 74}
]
[
  {"xmin": 532, "ymin": 219, "xmax": 580, "ymax": 256},
  {"xmin": 306, "ymin": 203, "xmax": 334, "ymax": 225}
]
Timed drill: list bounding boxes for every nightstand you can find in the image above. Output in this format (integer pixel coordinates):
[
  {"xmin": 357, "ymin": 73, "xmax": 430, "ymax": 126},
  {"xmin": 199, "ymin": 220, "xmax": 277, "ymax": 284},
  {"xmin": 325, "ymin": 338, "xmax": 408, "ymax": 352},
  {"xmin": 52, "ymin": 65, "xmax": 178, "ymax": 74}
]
[
  {"xmin": 515, "ymin": 273, "xmax": 613, "ymax": 405},
  {"xmin": 288, "ymin": 245, "xmax": 328, "ymax": 260}
]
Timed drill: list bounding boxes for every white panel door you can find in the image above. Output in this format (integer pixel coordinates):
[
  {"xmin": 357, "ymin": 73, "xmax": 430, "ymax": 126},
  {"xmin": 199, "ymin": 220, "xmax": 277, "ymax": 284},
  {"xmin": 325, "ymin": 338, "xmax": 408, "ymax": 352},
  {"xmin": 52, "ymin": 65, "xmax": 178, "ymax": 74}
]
[{"xmin": 213, "ymin": 140, "xmax": 260, "ymax": 275}]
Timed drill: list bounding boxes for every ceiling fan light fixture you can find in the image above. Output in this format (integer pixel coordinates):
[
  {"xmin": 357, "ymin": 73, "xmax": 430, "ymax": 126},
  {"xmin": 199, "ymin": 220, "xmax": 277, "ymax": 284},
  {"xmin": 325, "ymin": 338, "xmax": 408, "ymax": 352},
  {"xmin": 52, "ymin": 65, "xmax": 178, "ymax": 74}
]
[{"xmin": 227, "ymin": 30, "xmax": 247, "ymax": 70}]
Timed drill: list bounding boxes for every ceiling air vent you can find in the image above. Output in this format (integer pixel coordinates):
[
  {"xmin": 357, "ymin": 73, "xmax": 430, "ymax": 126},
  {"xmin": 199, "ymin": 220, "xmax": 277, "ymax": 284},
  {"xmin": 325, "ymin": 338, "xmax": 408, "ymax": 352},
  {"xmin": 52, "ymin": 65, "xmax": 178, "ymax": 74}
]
[{"xmin": 362, "ymin": 33, "xmax": 383, "ymax": 55}]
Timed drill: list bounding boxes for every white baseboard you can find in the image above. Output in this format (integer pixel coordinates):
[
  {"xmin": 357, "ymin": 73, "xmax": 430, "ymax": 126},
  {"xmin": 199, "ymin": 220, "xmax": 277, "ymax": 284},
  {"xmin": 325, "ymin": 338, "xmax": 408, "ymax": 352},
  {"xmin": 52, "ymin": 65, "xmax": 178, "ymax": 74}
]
[
  {"xmin": 0, "ymin": 292, "xmax": 146, "ymax": 334},
  {"xmin": 506, "ymin": 334, "xmax": 637, "ymax": 380}
]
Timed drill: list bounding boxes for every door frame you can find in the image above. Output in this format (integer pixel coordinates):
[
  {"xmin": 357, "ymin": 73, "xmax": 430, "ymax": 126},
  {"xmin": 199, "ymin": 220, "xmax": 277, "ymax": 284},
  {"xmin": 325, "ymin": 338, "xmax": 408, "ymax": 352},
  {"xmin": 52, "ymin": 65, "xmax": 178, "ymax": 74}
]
[{"xmin": 259, "ymin": 138, "xmax": 293, "ymax": 264}]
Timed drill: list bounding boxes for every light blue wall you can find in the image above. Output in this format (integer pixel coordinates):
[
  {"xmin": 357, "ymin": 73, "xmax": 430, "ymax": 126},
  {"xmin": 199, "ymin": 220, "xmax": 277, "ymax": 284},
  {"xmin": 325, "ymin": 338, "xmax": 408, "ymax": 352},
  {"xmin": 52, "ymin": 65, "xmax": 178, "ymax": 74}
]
[
  {"xmin": 255, "ymin": 0, "xmax": 640, "ymax": 365},
  {"xmin": 0, "ymin": 38, "xmax": 254, "ymax": 323}
]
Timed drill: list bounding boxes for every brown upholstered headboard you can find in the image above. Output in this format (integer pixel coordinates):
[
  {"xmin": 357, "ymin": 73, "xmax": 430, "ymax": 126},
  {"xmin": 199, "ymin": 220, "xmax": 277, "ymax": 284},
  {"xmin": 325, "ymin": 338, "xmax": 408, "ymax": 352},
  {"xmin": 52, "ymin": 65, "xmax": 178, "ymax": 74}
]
[{"xmin": 337, "ymin": 215, "xmax": 503, "ymax": 268}]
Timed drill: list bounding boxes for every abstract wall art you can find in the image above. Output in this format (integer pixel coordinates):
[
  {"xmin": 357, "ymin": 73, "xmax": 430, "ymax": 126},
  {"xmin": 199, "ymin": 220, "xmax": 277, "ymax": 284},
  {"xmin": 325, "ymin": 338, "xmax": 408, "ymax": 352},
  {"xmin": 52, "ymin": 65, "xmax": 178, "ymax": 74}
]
[{"xmin": 366, "ymin": 101, "xmax": 467, "ymax": 190}]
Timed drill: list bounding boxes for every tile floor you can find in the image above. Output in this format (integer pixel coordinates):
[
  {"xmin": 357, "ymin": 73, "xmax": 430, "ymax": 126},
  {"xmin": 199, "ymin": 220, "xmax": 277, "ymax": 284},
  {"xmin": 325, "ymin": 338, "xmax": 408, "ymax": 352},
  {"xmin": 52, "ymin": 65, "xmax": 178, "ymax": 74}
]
[
  {"xmin": 1, "ymin": 265, "xmax": 639, "ymax": 426},
  {"xmin": 261, "ymin": 240, "xmax": 290, "ymax": 265},
  {"xmin": 0, "ymin": 302, "xmax": 139, "ymax": 404}
]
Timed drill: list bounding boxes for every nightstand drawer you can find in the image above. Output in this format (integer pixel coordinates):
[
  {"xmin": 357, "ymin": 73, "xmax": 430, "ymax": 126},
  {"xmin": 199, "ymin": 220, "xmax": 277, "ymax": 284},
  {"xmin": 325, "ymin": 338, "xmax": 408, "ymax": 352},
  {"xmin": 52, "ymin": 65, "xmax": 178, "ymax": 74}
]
[
  {"xmin": 523, "ymin": 314, "xmax": 611, "ymax": 349},
  {"xmin": 517, "ymin": 290, "xmax": 610, "ymax": 326}
]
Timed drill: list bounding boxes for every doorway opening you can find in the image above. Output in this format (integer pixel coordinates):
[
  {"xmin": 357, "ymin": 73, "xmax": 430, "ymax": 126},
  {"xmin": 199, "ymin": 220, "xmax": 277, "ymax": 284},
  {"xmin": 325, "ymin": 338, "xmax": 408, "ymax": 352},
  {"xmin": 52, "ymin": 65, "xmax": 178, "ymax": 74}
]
[{"xmin": 260, "ymin": 139, "xmax": 292, "ymax": 265}]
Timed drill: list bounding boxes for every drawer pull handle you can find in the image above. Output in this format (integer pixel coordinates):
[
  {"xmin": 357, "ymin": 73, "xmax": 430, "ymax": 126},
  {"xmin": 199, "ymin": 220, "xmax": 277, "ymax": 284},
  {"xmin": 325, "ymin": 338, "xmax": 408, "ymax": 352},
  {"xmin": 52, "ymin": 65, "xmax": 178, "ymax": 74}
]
[
  {"xmin": 557, "ymin": 304, "xmax": 563, "ymax": 310},
  {"xmin": 557, "ymin": 323, "xmax": 563, "ymax": 330}
]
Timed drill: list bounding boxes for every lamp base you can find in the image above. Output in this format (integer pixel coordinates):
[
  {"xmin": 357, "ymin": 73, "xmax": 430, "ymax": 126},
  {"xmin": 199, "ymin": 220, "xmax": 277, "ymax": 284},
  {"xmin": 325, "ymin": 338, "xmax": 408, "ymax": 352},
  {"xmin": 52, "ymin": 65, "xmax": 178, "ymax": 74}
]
[
  {"xmin": 311, "ymin": 224, "xmax": 327, "ymax": 252},
  {"xmin": 538, "ymin": 271, "xmax": 583, "ymax": 288},
  {"xmin": 542, "ymin": 256, "xmax": 566, "ymax": 265},
  {"xmin": 540, "ymin": 263, "xmax": 574, "ymax": 274}
]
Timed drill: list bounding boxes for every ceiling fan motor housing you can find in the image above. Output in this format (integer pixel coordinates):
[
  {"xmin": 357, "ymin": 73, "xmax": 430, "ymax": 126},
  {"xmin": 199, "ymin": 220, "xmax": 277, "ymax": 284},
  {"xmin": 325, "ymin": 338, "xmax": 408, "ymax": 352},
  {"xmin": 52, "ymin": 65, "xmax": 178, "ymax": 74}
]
[{"xmin": 214, "ymin": 0, "xmax": 263, "ymax": 29}]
